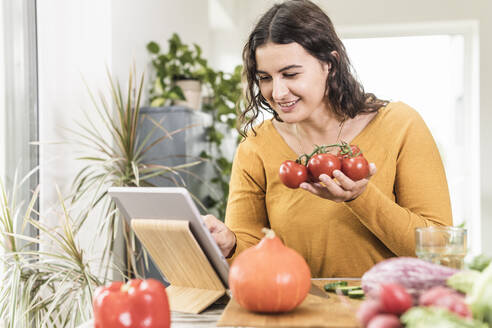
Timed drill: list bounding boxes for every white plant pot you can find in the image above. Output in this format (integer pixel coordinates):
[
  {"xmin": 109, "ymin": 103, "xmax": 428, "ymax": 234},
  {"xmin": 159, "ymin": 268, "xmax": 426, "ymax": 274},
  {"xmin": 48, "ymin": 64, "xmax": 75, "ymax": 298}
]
[{"xmin": 174, "ymin": 79, "xmax": 202, "ymax": 110}]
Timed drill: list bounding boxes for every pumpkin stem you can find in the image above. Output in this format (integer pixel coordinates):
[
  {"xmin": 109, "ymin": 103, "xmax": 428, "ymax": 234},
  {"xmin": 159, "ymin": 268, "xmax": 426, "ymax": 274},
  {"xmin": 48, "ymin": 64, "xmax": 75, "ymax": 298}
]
[{"xmin": 261, "ymin": 227, "xmax": 276, "ymax": 239}]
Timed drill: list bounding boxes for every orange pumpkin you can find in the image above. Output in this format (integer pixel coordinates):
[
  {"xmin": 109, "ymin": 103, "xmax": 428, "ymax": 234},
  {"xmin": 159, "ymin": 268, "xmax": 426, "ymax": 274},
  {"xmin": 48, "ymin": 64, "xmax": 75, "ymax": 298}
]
[{"xmin": 228, "ymin": 228, "xmax": 311, "ymax": 313}]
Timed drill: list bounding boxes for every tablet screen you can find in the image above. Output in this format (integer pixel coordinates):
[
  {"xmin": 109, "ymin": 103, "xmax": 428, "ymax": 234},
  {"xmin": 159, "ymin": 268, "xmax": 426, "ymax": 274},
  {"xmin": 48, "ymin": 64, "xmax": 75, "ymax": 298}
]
[{"xmin": 108, "ymin": 186, "xmax": 230, "ymax": 287}]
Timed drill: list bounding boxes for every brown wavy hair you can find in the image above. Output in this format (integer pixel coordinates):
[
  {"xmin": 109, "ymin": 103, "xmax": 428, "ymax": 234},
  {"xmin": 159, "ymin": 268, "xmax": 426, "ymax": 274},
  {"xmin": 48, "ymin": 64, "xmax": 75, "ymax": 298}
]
[{"xmin": 239, "ymin": 0, "xmax": 387, "ymax": 137}]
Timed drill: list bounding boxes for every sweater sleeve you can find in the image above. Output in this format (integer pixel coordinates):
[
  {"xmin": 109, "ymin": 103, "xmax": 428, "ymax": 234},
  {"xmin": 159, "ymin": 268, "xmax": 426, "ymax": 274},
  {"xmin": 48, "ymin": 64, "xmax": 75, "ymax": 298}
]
[
  {"xmin": 224, "ymin": 140, "xmax": 268, "ymax": 263},
  {"xmin": 343, "ymin": 108, "xmax": 453, "ymax": 256}
]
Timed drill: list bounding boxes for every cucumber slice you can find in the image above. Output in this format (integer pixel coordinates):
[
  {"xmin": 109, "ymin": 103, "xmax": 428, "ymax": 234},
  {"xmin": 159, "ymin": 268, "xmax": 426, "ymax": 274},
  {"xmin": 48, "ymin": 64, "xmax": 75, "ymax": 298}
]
[
  {"xmin": 337, "ymin": 286, "xmax": 362, "ymax": 295},
  {"xmin": 323, "ymin": 281, "xmax": 348, "ymax": 291},
  {"xmin": 347, "ymin": 289, "xmax": 365, "ymax": 299}
]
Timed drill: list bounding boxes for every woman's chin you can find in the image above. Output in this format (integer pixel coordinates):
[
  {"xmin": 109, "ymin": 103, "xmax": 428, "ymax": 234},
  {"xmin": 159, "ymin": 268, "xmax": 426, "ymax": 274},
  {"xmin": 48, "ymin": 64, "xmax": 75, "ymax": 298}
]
[
  {"xmin": 279, "ymin": 115, "xmax": 298, "ymax": 124},
  {"xmin": 276, "ymin": 111, "xmax": 302, "ymax": 123},
  {"xmin": 281, "ymin": 118, "xmax": 298, "ymax": 124}
]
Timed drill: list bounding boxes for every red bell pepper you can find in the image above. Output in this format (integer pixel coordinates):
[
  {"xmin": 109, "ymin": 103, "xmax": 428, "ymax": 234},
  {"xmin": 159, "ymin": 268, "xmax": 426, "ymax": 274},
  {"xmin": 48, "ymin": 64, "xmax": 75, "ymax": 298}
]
[{"xmin": 93, "ymin": 279, "xmax": 170, "ymax": 328}]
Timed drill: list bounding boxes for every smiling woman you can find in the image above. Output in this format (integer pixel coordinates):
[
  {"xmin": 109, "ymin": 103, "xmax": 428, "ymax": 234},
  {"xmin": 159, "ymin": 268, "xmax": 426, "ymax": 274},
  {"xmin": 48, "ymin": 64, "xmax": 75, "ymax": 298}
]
[
  {"xmin": 255, "ymin": 42, "xmax": 330, "ymax": 126},
  {"xmin": 203, "ymin": 0, "xmax": 453, "ymax": 278}
]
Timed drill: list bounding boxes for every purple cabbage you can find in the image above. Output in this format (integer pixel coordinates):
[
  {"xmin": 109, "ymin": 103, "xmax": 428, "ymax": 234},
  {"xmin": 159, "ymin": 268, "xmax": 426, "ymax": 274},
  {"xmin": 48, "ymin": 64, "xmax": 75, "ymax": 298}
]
[{"xmin": 361, "ymin": 257, "xmax": 459, "ymax": 301}]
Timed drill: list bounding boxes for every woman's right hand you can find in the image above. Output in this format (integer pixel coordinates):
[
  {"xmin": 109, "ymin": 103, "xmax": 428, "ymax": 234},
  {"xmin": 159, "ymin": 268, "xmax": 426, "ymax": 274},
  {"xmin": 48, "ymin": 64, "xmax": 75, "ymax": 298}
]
[
  {"xmin": 300, "ymin": 163, "xmax": 377, "ymax": 202},
  {"xmin": 202, "ymin": 214, "xmax": 236, "ymax": 258}
]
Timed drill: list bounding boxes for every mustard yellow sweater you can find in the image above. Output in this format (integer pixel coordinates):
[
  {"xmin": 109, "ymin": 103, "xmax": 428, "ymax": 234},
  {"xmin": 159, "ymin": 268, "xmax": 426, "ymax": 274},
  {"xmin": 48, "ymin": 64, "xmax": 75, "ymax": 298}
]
[{"xmin": 224, "ymin": 102, "xmax": 452, "ymax": 278}]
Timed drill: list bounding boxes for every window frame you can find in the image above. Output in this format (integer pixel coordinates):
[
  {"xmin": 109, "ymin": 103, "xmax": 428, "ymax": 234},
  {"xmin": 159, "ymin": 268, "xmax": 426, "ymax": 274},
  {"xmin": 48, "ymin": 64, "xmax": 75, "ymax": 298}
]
[{"xmin": 1, "ymin": 0, "xmax": 39, "ymax": 227}]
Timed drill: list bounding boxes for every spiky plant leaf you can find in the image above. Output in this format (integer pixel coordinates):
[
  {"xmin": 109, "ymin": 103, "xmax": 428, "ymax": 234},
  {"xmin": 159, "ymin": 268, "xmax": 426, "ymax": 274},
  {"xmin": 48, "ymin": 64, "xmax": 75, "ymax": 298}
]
[
  {"xmin": 68, "ymin": 66, "xmax": 204, "ymax": 280},
  {"xmin": 0, "ymin": 174, "xmax": 102, "ymax": 327}
]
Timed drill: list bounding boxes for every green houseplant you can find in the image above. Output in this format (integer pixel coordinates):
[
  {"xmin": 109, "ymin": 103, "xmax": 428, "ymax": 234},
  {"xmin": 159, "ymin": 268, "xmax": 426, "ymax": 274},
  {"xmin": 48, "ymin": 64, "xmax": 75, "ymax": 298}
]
[
  {"xmin": 146, "ymin": 32, "xmax": 244, "ymax": 219},
  {"xmin": 0, "ymin": 66, "xmax": 205, "ymax": 327},
  {"xmin": 0, "ymin": 172, "xmax": 101, "ymax": 327},
  {"xmin": 70, "ymin": 67, "xmax": 203, "ymax": 279},
  {"xmin": 200, "ymin": 64, "xmax": 243, "ymax": 218},
  {"xmin": 147, "ymin": 33, "xmax": 208, "ymax": 110}
]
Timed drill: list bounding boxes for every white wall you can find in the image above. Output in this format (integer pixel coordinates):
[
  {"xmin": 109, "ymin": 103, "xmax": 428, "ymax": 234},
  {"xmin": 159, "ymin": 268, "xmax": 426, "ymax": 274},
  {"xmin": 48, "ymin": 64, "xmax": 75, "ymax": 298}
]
[
  {"xmin": 37, "ymin": 0, "xmax": 213, "ymax": 276},
  {"xmin": 37, "ymin": 0, "xmax": 112, "ymax": 268},
  {"xmin": 38, "ymin": 0, "xmax": 112, "ymax": 203},
  {"xmin": 110, "ymin": 0, "xmax": 211, "ymax": 104},
  {"xmin": 38, "ymin": 0, "xmax": 212, "ymax": 211},
  {"xmin": 223, "ymin": 0, "xmax": 492, "ymax": 254}
]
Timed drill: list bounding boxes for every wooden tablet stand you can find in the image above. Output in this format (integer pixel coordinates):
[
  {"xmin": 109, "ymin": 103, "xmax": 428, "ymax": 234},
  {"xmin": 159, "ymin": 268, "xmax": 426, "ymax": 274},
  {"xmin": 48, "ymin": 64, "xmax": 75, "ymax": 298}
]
[{"xmin": 131, "ymin": 219, "xmax": 226, "ymax": 314}]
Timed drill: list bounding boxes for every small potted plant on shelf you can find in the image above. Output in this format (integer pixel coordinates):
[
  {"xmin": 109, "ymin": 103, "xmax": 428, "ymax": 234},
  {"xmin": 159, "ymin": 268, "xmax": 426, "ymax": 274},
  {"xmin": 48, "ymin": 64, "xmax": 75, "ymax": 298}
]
[
  {"xmin": 146, "ymin": 32, "xmax": 244, "ymax": 219},
  {"xmin": 200, "ymin": 64, "xmax": 243, "ymax": 218},
  {"xmin": 147, "ymin": 33, "xmax": 208, "ymax": 110}
]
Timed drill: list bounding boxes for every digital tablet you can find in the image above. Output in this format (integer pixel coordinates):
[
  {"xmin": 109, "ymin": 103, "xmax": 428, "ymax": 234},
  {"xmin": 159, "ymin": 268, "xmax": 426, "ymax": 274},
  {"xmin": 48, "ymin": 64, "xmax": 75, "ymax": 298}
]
[{"xmin": 108, "ymin": 186, "xmax": 230, "ymax": 288}]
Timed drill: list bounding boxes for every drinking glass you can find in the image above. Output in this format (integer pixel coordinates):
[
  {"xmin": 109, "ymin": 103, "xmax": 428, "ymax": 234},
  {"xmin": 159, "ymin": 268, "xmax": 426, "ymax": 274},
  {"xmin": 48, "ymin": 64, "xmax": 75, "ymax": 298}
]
[{"xmin": 415, "ymin": 226, "xmax": 467, "ymax": 269}]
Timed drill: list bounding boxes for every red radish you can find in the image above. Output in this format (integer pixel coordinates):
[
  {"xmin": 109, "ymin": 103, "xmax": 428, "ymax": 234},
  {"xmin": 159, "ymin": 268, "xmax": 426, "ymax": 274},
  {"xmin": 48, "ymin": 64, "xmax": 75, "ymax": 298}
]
[
  {"xmin": 356, "ymin": 299, "xmax": 383, "ymax": 327},
  {"xmin": 419, "ymin": 286, "xmax": 457, "ymax": 306},
  {"xmin": 367, "ymin": 314, "xmax": 402, "ymax": 328},
  {"xmin": 379, "ymin": 283, "xmax": 412, "ymax": 315},
  {"xmin": 419, "ymin": 286, "xmax": 471, "ymax": 318}
]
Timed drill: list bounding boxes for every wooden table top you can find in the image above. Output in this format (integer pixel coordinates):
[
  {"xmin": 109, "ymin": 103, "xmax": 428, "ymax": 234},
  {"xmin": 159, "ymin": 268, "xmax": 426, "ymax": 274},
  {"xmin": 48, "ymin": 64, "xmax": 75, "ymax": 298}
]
[
  {"xmin": 171, "ymin": 278, "xmax": 361, "ymax": 328},
  {"xmin": 172, "ymin": 303, "xmax": 225, "ymax": 327},
  {"xmin": 77, "ymin": 279, "xmax": 361, "ymax": 328},
  {"xmin": 77, "ymin": 308, "xmax": 225, "ymax": 328}
]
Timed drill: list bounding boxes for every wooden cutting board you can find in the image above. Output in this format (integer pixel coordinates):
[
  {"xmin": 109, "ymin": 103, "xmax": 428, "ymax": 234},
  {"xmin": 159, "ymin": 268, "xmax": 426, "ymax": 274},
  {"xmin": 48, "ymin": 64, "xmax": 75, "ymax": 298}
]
[{"xmin": 217, "ymin": 280, "xmax": 362, "ymax": 327}]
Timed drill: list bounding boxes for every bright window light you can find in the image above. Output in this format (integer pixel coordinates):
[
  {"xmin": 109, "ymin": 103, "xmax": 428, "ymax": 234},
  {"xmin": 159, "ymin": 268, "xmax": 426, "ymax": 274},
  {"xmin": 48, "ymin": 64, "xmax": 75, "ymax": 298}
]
[
  {"xmin": 343, "ymin": 35, "xmax": 462, "ymax": 147},
  {"xmin": 343, "ymin": 34, "xmax": 479, "ymax": 253}
]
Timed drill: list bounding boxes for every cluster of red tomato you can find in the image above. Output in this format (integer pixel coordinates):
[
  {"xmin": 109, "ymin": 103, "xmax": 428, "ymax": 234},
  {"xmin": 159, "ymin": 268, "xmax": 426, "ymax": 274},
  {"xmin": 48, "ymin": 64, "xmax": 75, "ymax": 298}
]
[{"xmin": 279, "ymin": 143, "xmax": 370, "ymax": 189}]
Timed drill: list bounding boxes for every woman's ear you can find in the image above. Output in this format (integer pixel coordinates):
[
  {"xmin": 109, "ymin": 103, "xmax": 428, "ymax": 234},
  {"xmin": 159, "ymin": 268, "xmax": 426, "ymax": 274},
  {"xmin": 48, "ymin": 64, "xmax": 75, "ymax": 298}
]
[
  {"xmin": 327, "ymin": 51, "xmax": 339, "ymax": 77},
  {"xmin": 330, "ymin": 50, "xmax": 340, "ymax": 62}
]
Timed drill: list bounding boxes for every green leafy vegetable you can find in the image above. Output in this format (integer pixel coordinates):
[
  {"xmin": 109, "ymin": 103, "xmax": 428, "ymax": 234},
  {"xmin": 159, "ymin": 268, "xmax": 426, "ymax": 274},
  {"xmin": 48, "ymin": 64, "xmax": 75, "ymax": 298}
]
[
  {"xmin": 468, "ymin": 262, "xmax": 492, "ymax": 324},
  {"xmin": 447, "ymin": 270, "xmax": 481, "ymax": 294},
  {"xmin": 401, "ymin": 307, "xmax": 487, "ymax": 328},
  {"xmin": 468, "ymin": 254, "xmax": 492, "ymax": 272}
]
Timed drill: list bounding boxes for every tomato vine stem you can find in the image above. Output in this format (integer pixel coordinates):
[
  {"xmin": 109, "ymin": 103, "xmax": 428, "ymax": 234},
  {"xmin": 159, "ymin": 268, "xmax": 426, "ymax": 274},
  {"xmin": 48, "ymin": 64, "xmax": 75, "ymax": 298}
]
[{"xmin": 295, "ymin": 143, "xmax": 342, "ymax": 165}]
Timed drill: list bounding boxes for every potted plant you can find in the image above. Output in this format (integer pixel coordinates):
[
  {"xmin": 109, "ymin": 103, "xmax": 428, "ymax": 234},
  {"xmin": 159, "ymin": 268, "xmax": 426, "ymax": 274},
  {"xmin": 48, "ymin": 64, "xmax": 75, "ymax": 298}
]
[
  {"xmin": 146, "ymin": 31, "xmax": 244, "ymax": 219},
  {"xmin": 200, "ymin": 64, "xmax": 243, "ymax": 218},
  {"xmin": 0, "ymin": 66, "xmax": 208, "ymax": 326},
  {"xmin": 0, "ymin": 172, "xmax": 101, "ymax": 326},
  {"xmin": 70, "ymin": 67, "xmax": 204, "ymax": 280},
  {"xmin": 147, "ymin": 33, "xmax": 208, "ymax": 110}
]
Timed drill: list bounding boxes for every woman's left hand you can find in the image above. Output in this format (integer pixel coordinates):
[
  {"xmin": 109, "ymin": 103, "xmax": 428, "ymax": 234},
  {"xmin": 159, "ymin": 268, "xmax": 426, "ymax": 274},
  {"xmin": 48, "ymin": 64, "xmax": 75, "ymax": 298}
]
[{"xmin": 299, "ymin": 163, "xmax": 377, "ymax": 202}]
